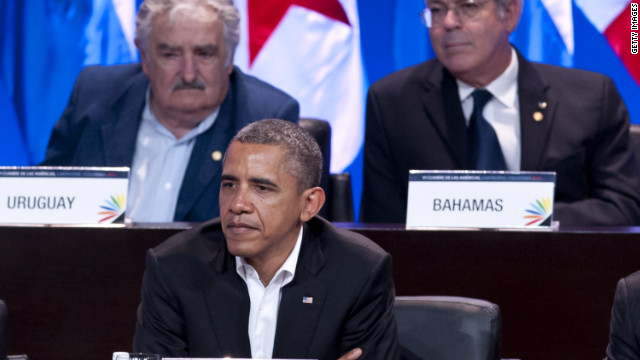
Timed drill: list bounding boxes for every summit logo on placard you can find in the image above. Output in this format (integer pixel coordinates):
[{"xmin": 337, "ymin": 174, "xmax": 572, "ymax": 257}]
[
  {"xmin": 523, "ymin": 197, "xmax": 552, "ymax": 226},
  {"xmin": 98, "ymin": 194, "xmax": 125, "ymax": 223}
]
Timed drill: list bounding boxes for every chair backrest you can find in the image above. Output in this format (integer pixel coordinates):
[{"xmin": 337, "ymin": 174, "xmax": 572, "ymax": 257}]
[
  {"xmin": 298, "ymin": 118, "xmax": 354, "ymax": 222},
  {"xmin": 394, "ymin": 296, "xmax": 502, "ymax": 360},
  {"xmin": 299, "ymin": 118, "xmax": 332, "ymax": 212},
  {"xmin": 1, "ymin": 300, "xmax": 7, "ymax": 360},
  {"xmin": 629, "ymin": 124, "xmax": 640, "ymax": 169}
]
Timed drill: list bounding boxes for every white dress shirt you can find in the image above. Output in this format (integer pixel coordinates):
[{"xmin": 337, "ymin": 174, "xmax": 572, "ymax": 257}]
[
  {"xmin": 458, "ymin": 47, "xmax": 521, "ymax": 171},
  {"xmin": 235, "ymin": 227, "xmax": 303, "ymax": 359},
  {"xmin": 126, "ymin": 88, "xmax": 219, "ymax": 222}
]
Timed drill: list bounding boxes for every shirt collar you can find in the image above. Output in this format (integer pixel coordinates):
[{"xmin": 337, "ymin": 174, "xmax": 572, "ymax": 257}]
[
  {"xmin": 142, "ymin": 86, "xmax": 219, "ymax": 143},
  {"xmin": 457, "ymin": 47, "xmax": 519, "ymax": 110},
  {"xmin": 235, "ymin": 226, "xmax": 304, "ymax": 285}
]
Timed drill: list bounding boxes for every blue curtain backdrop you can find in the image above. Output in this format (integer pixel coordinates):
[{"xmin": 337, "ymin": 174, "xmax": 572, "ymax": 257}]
[{"xmin": 2, "ymin": 0, "xmax": 640, "ymax": 220}]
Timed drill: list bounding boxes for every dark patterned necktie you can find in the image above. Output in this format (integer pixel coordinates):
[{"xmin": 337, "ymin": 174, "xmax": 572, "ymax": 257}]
[{"xmin": 468, "ymin": 89, "xmax": 507, "ymax": 170}]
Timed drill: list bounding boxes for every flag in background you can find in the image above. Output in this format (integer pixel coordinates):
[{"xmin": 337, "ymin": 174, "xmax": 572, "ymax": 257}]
[
  {"xmin": 234, "ymin": 0, "xmax": 365, "ymax": 173},
  {"xmin": 0, "ymin": 0, "xmax": 139, "ymax": 166},
  {"xmin": 1, "ymin": 0, "xmax": 639, "ymax": 219},
  {"xmin": 575, "ymin": 0, "xmax": 640, "ymax": 83}
]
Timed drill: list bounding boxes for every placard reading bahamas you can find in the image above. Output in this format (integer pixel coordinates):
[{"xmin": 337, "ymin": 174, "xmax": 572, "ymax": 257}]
[
  {"xmin": 0, "ymin": 167, "xmax": 129, "ymax": 225},
  {"xmin": 433, "ymin": 198, "xmax": 503, "ymax": 212},
  {"xmin": 406, "ymin": 171, "xmax": 556, "ymax": 229}
]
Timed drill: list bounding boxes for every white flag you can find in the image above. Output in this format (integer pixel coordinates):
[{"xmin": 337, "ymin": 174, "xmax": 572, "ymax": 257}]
[{"xmin": 234, "ymin": 0, "xmax": 365, "ymax": 172}]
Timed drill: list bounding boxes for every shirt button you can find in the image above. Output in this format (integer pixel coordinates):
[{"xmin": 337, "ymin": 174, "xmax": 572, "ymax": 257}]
[{"xmin": 164, "ymin": 182, "xmax": 172, "ymax": 190}]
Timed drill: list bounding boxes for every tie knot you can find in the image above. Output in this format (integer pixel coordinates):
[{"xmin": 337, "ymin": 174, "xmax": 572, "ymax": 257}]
[{"xmin": 472, "ymin": 89, "xmax": 492, "ymax": 111}]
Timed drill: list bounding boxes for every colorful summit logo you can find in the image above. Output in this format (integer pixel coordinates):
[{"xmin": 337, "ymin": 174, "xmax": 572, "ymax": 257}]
[
  {"xmin": 98, "ymin": 193, "xmax": 126, "ymax": 223},
  {"xmin": 523, "ymin": 197, "xmax": 552, "ymax": 226}
]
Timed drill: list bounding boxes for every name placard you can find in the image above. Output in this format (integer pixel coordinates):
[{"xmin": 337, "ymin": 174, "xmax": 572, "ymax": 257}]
[
  {"xmin": 0, "ymin": 166, "xmax": 129, "ymax": 225},
  {"xmin": 406, "ymin": 170, "xmax": 556, "ymax": 229}
]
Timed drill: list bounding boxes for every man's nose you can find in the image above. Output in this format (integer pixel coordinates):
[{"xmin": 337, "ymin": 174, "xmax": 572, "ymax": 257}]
[
  {"xmin": 229, "ymin": 187, "xmax": 252, "ymax": 214},
  {"xmin": 442, "ymin": 8, "xmax": 462, "ymax": 29},
  {"xmin": 181, "ymin": 54, "xmax": 197, "ymax": 83}
]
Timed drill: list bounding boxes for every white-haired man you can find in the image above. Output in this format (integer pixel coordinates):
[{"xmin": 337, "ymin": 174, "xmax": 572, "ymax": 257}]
[{"xmin": 43, "ymin": 0, "xmax": 299, "ymax": 223}]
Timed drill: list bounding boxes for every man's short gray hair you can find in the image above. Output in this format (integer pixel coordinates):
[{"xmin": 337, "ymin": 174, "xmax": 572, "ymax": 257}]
[
  {"xmin": 136, "ymin": 0, "xmax": 239, "ymax": 66},
  {"xmin": 231, "ymin": 119, "xmax": 323, "ymax": 193},
  {"xmin": 497, "ymin": 0, "xmax": 524, "ymax": 14}
]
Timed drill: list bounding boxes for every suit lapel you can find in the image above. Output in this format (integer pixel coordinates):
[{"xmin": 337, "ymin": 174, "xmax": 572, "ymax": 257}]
[
  {"xmin": 173, "ymin": 93, "xmax": 233, "ymax": 220},
  {"xmin": 203, "ymin": 235, "xmax": 252, "ymax": 357},
  {"xmin": 100, "ymin": 68, "xmax": 148, "ymax": 166},
  {"xmin": 421, "ymin": 63, "xmax": 468, "ymax": 168},
  {"xmin": 441, "ymin": 68, "xmax": 470, "ymax": 167},
  {"xmin": 272, "ymin": 223, "xmax": 328, "ymax": 358},
  {"xmin": 517, "ymin": 51, "xmax": 554, "ymax": 170},
  {"xmin": 174, "ymin": 70, "xmax": 252, "ymax": 220}
]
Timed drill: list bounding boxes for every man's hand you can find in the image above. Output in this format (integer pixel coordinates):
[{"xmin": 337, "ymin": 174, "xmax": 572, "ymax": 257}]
[{"xmin": 338, "ymin": 347, "xmax": 362, "ymax": 360}]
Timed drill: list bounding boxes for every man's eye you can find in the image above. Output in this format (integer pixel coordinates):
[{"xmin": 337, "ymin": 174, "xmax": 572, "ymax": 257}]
[
  {"xmin": 221, "ymin": 182, "xmax": 235, "ymax": 189},
  {"xmin": 161, "ymin": 52, "xmax": 179, "ymax": 59},
  {"xmin": 197, "ymin": 51, "xmax": 214, "ymax": 58},
  {"xmin": 430, "ymin": 6, "xmax": 445, "ymax": 14},
  {"xmin": 460, "ymin": 3, "xmax": 480, "ymax": 11}
]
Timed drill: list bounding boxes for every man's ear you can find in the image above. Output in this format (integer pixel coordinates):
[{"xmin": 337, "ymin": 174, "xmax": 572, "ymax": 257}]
[
  {"xmin": 504, "ymin": 0, "xmax": 522, "ymax": 32},
  {"xmin": 300, "ymin": 187, "xmax": 326, "ymax": 222},
  {"xmin": 135, "ymin": 38, "xmax": 150, "ymax": 76},
  {"xmin": 226, "ymin": 55, "xmax": 235, "ymax": 75}
]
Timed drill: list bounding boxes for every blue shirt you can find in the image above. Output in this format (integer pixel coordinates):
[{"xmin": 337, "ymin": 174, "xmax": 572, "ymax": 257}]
[{"xmin": 127, "ymin": 89, "xmax": 219, "ymax": 222}]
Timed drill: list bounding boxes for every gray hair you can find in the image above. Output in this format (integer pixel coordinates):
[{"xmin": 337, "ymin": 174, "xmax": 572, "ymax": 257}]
[
  {"xmin": 497, "ymin": 0, "xmax": 523, "ymax": 15},
  {"xmin": 136, "ymin": 0, "xmax": 240, "ymax": 66},
  {"xmin": 231, "ymin": 119, "xmax": 323, "ymax": 193}
]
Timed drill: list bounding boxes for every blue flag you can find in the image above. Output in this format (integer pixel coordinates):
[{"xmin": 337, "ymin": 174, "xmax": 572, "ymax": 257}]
[{"xmin": 0, "ymin": 0, "xmax": 139, "ymax": 165}]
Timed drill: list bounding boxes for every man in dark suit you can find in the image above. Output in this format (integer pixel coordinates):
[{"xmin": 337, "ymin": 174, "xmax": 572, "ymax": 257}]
[
  {"xmin": 133, "ymin": 119, "xmax": 400, "ymax": 360},
  {"xmin": 361, "ymin": 0, "xmax": 640, "ymax": 226},
  {"xmin": 606, "ymin": 269, "xmax": 640, "ymax": 360},
  {"xmin": 42, "ymin": 0, "xmax": 299, "ymax": 222}
]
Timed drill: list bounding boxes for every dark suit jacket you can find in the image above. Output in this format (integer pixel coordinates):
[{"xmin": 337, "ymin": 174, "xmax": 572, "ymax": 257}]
[
  {"xmin": 42, "ymin": 63, "xmax": 299, "ymax": 221},
  {"xmin": 607, "ymin": 270, "xmax": 640, "ymax": 360},
  {"xmin": 132, "ymin": 216, "xmax": 400, "ymax": 360},
  {"xmin": 361, "ymin": 52, "xmax": 640, "ymax": 226}
]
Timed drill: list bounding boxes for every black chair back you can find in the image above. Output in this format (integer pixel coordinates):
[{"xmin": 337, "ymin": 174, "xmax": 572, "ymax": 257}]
[
  {"xmin": 395, "ymin": 296, "xmax": 502, "ymax": 360},
  {"xmin": 629, "ymin": 124, "xmax": 640, "ymax": 169},
  {"xmin": 299, "ymin": 118, "xmax": 332, "ymax": 219},
  {"xmin": 0, "ymin": 300, "xmax": 7, "ymax": 360},
  {"xmin": 299, "ymin": 118, "xmax": 354, "ymax": 221}
]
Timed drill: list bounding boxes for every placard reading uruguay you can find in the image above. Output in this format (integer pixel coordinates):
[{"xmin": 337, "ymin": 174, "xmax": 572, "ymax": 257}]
[
  {"xmin": 0, "ymin": 167, "xmax": 129, "ymax": 225},
  {"xmin": 406, "ymin": 170, "xmax": 556, "ymax": 229}
]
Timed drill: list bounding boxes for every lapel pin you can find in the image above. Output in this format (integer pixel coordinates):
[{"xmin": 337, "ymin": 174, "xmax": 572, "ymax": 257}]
[
  {"xmin": 211, "ymin": 150, "xmax": 222, "ymax": 161},
  {"xmin": 302, "ymin": 296, "xmax": 313, "ymax": 304},
  {"xmin": 538, "ymin": 101, "xmax": 547, "ymax": 109},
  {"xmin": 533, "ymin": 111, "xmax": 544, "ymax": 122}
]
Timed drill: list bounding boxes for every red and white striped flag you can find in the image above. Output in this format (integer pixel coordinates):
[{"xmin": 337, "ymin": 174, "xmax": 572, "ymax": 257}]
[{"xmin": 234, "ymin": 0, "xmax": 365, "ymax": 172}]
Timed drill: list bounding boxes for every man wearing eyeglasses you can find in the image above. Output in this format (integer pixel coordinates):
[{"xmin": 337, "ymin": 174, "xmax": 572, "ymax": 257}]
[{"xmin": 361, "ymin": 0, "xmax": 640, "ymax": 226}]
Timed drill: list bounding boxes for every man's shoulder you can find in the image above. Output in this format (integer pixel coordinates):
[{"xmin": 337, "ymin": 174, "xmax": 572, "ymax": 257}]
[
  {"xmin": 79, "ymin": 62, "xmax": 144, "ymax": 82},
  {"xmin": 152, "ymin": 218, "xmax": 226, "ymax": 265},
  {"xmin": 369, "ymin": 58, "xmax": 441, "ymax": 94},
  {"xmin": 73, "ymin": 63, "xmax": 147, "ymax": 102},
  {"xmin": 524, "ymin": 59, "xmax": 613, "ymax": 88},
  {"xmin": 306, "ymin": 217, "xmax": 389, "ymax": 263},
  {"xmin": 622, "ymin": 270, "xmax": 640, "ymax": 293},
  {"xmin": 231, "ymin": 66, "xmax": 297, "ymax": 102}
]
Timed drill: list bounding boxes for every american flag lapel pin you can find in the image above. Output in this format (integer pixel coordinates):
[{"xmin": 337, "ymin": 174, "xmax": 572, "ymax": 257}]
[{"xmin": 302, "ymin": 296, "xmax": 313, "ymax": 304}]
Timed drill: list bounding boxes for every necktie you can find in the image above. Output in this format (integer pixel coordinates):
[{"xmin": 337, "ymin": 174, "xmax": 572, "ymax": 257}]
[{"xmin": 468, "ymin": 89, "xmax": 507, "ymax": 170}]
